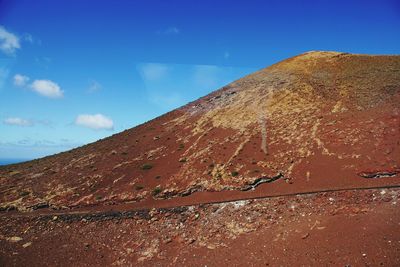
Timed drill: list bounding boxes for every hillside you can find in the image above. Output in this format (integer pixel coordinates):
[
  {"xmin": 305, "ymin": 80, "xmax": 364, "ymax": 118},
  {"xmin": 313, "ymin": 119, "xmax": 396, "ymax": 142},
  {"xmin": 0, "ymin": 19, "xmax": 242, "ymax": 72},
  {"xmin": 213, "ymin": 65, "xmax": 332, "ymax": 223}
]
[
  {"xmin": 1, "ymin": 51, "xmax": 400, "ymax": 212},
  {"xmin": 1, "ymin": 51, "xmax": 400, "ymax": 266}
]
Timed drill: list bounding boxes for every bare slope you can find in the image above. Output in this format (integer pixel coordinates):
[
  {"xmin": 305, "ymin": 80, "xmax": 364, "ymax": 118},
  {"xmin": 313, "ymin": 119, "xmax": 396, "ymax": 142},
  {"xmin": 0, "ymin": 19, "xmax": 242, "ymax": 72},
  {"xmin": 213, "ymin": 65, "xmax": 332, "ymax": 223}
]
[{"xmin": 1, "ymin": 51, "xmax": 400, "ymax": 211}]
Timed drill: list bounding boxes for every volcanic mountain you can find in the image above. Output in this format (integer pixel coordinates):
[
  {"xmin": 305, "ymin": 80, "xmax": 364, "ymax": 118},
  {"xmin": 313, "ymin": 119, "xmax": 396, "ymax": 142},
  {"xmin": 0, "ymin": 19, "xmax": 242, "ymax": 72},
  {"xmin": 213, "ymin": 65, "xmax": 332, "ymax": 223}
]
[
  {"xmin": 1, "ymin": 51, "xmax": 400, "ymax": 212},
  {"xmin": 1, "ymin": 51, "xmax": 400, "ymax": 266}
]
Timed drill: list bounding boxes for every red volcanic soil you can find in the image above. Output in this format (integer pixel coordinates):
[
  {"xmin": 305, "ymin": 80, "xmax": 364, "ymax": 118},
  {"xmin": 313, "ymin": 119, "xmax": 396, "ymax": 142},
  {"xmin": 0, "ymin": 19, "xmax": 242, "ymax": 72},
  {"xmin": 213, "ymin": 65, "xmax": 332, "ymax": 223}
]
[
  {"xmin": 1, "ymin": 188, "xmax": 399, "ymax": 266},
  {"xmin": 0, "ymin": 51, "xmax": 400, "ymax": 265}
]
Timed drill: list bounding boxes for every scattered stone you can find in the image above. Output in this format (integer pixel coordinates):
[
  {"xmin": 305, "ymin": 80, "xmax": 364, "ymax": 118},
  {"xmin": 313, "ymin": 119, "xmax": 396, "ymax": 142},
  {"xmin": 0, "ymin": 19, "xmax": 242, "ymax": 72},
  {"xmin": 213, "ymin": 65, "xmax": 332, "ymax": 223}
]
[
  {"xmin": 211, "ymin": 206, "xmax": 219, "ymax": 213},
  {"xmin": 9, "ymin": 236, "xmax": 23, "ymax": 242},
  {"xmin": 186, "ymin": 238, "xmax": 196, "ymax": 244},
  {"xmin": 301, "ymin": 233, "xmax": 310, "ymax": 239},
  {"xmin": 22, "ymin": 242, "xmax": 32, "ymax": 248},
  {"xmin": 207, "ymin": 244, "xmax": 216, "ymax": 250},
  {"xmin": 163, "ymin": 238, "xmax": 172, "ymax": 244}
]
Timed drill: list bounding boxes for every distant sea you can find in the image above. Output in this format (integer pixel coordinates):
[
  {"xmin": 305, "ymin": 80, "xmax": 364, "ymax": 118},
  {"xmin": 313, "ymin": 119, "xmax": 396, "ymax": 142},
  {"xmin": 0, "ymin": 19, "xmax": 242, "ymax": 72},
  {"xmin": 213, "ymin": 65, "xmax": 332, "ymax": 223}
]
[{"xmin": 0, "ymin": 159, "xmax": 30, "ymax": 166}]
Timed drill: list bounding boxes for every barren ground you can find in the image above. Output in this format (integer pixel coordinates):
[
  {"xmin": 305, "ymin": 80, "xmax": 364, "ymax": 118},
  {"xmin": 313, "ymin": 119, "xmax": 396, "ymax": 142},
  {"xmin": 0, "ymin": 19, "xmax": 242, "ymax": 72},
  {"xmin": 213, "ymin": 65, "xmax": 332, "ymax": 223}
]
[
  {"xmin": 1, "ymin": 187, "xmax": 400, "ymax": 266},
  {"xmin": 1, "ymin": 51, "xmax": 399, "ymax": 266}
]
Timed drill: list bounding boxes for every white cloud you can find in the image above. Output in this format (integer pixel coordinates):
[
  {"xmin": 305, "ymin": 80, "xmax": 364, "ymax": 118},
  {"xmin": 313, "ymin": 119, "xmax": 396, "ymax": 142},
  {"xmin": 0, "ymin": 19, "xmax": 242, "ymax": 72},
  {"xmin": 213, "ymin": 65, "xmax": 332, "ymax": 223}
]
[
  {"xmin": 13, "ymin": 74, "xmax": 30, "ymax": 87},
  {"xmin": 138, "ymin": 63, "xmax": 169, "ymax": 81},
  {"xmin": 158, "ymin": 26, "xmax": 180, "ymax": 35},
  {"xmin": 30, "ymin": 79, "xmax": 64, "ymax": 98},
  {"xmin": 3, "ymin": 117, "xmax": 33, "ymax": 127},
  {"xmin": 13, "ymin": 74, "xmax": 64, "ymax": 98},
  {"xmin": 0, "ymin": 26, "xmax": 20, "ymax": 55},
  {"xmin": 75, "ymin": 114, "xmax": 114, "ymax": 130}
]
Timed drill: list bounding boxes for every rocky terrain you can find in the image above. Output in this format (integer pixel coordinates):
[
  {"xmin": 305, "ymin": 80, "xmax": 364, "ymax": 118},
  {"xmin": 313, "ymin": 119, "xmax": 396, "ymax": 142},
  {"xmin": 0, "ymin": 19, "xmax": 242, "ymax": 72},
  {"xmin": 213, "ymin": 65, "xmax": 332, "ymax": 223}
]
[
  {"xmin": 1, "ymin": 188, "xmax": 399, "ymax": 266},
  {"xmin": 0, "ymin": 51, "xmax": 399, "ymax": 266}
]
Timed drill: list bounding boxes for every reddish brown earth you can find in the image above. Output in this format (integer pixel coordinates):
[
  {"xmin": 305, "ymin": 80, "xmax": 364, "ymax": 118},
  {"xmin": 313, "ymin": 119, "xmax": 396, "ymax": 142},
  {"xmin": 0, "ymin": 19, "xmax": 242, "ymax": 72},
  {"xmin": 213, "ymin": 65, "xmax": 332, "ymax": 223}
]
[
  {"xmin": 1, "ymin": 188, "xmax": 400, "ymax": 266},
  {"xmin": 0, "ymin": 51, "xmax": 400, "ymax": 266}
]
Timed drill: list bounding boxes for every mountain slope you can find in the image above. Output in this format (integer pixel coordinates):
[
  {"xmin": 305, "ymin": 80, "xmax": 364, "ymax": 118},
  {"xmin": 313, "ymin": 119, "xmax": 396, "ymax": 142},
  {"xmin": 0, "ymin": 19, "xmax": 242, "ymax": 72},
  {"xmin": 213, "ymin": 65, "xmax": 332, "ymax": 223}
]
[{"xmin": 1, "ymin": 51, "xmax": 400, "ymax": 211}]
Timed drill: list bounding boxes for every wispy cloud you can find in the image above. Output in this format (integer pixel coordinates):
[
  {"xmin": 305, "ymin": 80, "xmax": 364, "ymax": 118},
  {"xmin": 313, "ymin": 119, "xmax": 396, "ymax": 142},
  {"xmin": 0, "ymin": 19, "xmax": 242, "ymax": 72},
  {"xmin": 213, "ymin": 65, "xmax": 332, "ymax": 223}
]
[
  {"xmin": 30, "ymin": 79, "xmax": 64, "ymax": 98},
  {"xmin": 137, "ymin": 63, "xmax": 169, "ymax": 81},
  {"xmin": 13, "ymin": 74, "xmax": 30, "ymax": 87},
  {"xmin": 23, "ymin": 33, "xmax": 33, "ymax": 43},
  {"xmin": 193, "ymin": 65, "xmax": 225, "ymax": 88},
  {"xmin": 22, "ymin": 33, "xmax": 41, "ymax": 45},
  {"xmin": 224, "ymin": 51, "xmax": 230, "ymax": 59},
  {"xmin": 0, "ymin": 138, "xmax": 82, "ymax": 159},
  {"xmin": 157, "ymin": 26, "xmax": 180, "ymax": 35},
  {"xmin": 0, "ymin": 26, "xmax": 20, "ymax": 56},
  {"xmin": 3, "ymin": 117, "xmax": 33, "ymax": 127},
  {"xmin": 149, "ymin": 92, "xmax": 184, "ymax": 108},
  {"xmin": 87, "ymin": 79, "xmax": 102, "ymax": 93},
  {"xmin": 0, "ymin": 138, "xmax": 80, "ymax": 148},
  {"xmin": 35, "ymin": 57, "xmax": 51, "ymax": 69},
  {"xmin": 1, "ymin": 139, "xmax": 61, "ymax": 147},
  {"xmin": 0, "ymin": 67, "xmax": 10, "ymax": 90},
  {"xmin": 75, "ymin": 114, "xmax": 114, "ymax": 130},
  {"xmin": 3, "ymin": 117, "xmax": 52, "ymax": 127},
  {"xmin": 138, "ymin": 62, "xmax": 256, "ymax": 111}
]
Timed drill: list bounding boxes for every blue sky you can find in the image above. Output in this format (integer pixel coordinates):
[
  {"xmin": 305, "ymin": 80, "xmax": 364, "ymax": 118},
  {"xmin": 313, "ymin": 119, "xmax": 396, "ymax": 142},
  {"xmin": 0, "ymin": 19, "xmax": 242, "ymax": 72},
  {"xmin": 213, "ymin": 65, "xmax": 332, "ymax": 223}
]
[{"xmin": 0, "ymin": 0, "xmax": 399, "ymax": 160}]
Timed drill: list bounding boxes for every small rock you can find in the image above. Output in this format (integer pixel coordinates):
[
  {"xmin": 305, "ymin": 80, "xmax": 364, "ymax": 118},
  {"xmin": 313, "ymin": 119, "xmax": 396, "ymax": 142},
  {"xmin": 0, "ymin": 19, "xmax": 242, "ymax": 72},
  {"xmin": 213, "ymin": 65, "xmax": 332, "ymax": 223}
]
[
  {"xmin": 362, "ymin": 253, "xmax": 367, "ymax": 257},
  {"xmin": 187, "ymin": 238, "xmax": 196, "ymax": 244},
  {"xmin": 163, "ymin": 238, "xmax": 172, "ymax": 244},
  {"xmin": 301, "ymin": 233, "xmax": 310, "ymax": 239},
  {"xmin": 352, "ymin": 207, "xmax": 360, "ymax": 214},
  {"xmin": 207, "ymin": 244, "xmax": 216, "ymax": 250},
  {"xmin": 9, "ymin": 236, "xmax": 23, "ymax": 242},
  {"xmin": 22, "ymin": 242, "xmax": 32, "ymax": 248},
  {"xmin": 211, "ymin": 206, "xmax": 219, "ymax": 213}
]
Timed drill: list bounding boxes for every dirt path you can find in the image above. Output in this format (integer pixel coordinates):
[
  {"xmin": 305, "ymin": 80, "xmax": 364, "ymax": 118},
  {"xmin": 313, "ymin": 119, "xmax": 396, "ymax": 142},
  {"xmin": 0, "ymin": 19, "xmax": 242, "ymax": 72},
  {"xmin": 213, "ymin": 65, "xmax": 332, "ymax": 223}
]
[{"xmin": 3, "ymin": 183, "xmax": 400, "ymax": 220}]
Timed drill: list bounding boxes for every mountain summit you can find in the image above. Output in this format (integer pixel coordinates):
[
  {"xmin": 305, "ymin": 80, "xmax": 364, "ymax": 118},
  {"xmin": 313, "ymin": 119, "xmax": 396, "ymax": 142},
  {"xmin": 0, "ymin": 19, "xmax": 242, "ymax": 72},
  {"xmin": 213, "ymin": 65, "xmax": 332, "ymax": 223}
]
[{"xmin": 1, "ymin": 51, "xmax": 400, "ymax": 211}]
